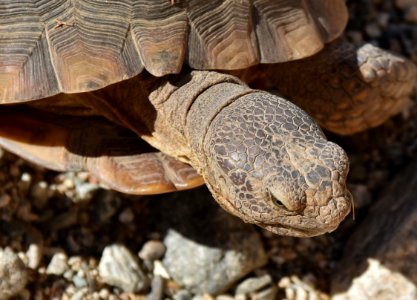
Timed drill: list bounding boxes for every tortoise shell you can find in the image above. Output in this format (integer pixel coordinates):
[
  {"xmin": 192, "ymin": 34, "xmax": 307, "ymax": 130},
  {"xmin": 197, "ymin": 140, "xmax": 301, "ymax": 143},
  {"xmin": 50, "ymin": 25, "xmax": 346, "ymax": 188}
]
[{"xmin": 0, "ymin": 0, "xmax": 347, "ymax": 102}]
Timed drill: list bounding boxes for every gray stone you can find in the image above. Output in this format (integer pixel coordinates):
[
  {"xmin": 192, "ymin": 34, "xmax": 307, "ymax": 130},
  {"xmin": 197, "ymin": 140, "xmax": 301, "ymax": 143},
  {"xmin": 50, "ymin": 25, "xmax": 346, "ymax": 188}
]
[
  {"xmin": 0, "ymin": 247, "xmax": 28, "ymax": 299},
  {"xmin": 146, "ymin": 275, "xmax": 165, "ymax": 300},
  {"xmin": 161, "ymin": 188, "xmax": 267, "ymax": 295},
  {"xmin": 331, "ymin": 159, "xmax": 417, "ymax": 299},
  {"xmin": 99, "ymin": 244, "xmax": 150, "ymax": 293},
  {"xmin": 72, "ymin": 275, "xmax": 88, "ymax": 288}
]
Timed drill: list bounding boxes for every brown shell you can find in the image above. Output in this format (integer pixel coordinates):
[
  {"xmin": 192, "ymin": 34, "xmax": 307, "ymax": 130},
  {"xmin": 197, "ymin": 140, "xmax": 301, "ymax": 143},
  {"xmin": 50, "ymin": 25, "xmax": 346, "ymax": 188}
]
[{"xmin": 0, "ymin": 0, "xmax": 348, "ymax": 103}]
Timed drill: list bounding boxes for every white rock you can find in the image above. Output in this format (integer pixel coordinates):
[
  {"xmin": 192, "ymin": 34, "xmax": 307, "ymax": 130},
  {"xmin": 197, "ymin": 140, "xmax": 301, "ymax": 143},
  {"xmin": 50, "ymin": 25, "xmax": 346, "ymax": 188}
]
[{"xmin": 0, "ymin": 248, "xmax": 28, "ymax": 299}]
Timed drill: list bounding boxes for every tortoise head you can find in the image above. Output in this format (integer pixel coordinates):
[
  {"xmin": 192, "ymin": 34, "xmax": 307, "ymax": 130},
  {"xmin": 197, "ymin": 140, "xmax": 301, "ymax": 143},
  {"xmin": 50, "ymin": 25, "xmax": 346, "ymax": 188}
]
[{"xmin": 202, "ymin": 92, "xmax": 352, "ymax": 237}]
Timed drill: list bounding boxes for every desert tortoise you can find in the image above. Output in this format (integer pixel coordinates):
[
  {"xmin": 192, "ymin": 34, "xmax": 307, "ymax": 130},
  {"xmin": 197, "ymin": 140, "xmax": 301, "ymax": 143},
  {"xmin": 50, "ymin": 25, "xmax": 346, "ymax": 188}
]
[{"xmin": 0, "ymin": 0, "xmax": 415, "ymax": 237}]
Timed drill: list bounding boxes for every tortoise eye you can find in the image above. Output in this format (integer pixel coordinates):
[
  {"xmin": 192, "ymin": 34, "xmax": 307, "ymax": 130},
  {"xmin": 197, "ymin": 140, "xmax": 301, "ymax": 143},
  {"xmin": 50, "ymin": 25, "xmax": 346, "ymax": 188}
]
[{"xmin": 272, "ymin": 198, "xmax": 286, "ymax": 209}]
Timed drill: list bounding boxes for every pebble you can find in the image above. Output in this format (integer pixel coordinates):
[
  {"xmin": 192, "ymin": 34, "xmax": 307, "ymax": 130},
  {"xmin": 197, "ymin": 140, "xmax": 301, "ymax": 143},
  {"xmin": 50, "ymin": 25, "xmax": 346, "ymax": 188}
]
[
  {"xmin": 173, "ymin": 289, "xmax": 193, "ymax": 300},
  {"xmin": 26, "ymin": 243, "xmax": 43, "ymax": 269},
  {"xmin": 75, "ymin": 180, "xmax": 99, "ymax": 202},
  {"xmin": 139, "ymin": 240, "xmax": 166, "ymax": 261},
  {"xmin": 118, "ymin": 208, "xmax": 135, "ymax": 224},
  {"xmin": 72, "ymin": 275, "xmax": 88, "ymax": 288},
  {"xmin": 0, "ymin": 193, "xmax": 11, "ymax": 208},
  {"xmin": 98, "ymin": 244, "xmax": 150, "ymax": 293},
  {"xmin": 71, "ymin": 287, "xmax": 89, "ymax": 300},
  {"xmin": 279, "ymin": 276, "xmax": 327, "ymax": 300},
  {"xmin": 0, "ymin": 247, "xmax": 28, "ymax": 299},
  {"xmin": 19, "ymin": 172, "xmax": 32, "ymax": 191},
  {"xmin": 31, "ymin": 181, "xmax": 51, "ymax": 208},
  {"xmin": 163, "ymin": 223, "xmax": 267, "ymax": 295},
  {"xmin": 99, "ymin": 288, "xmax": 110, "ymax": 299},
  {"xmin": 216, "ymin": 295, "xmax": 234, "ymax": 300},
  {"xmin": 365, "ymin": 23, "xmax": 382, "ymax": 38},
  {"xmin": 235, "ymin": 275, "xmax": 277, "ymax": 300},
  {"xmin": 153, "ymin": 260, "xmax": 171, "ymax": 279},
  {"xmin": 147, "ymin": 275, "xmax": 165, "ymax": 300}
]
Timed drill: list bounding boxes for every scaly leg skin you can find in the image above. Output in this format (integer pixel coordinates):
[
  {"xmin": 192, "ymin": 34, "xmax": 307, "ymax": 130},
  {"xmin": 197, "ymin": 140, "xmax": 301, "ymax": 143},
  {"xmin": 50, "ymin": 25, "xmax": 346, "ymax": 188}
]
[
  {"xmin": 143, "ymin": 71, "xmax": 352, "ymax": 237},
  {"xmin": 0, "ymin": 107, "xmax": 203, "ymax": 195},
  {"xmin": 237, "ymin": 40, "xmax": 417, "ymax": 135}
]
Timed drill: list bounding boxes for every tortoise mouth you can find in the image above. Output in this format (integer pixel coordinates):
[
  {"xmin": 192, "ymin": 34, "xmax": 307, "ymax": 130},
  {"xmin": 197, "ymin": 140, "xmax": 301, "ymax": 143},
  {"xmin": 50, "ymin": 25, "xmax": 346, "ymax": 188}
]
[{"xmin": 258, "ymin": 191, "xmax": 352, "ymax": 237}]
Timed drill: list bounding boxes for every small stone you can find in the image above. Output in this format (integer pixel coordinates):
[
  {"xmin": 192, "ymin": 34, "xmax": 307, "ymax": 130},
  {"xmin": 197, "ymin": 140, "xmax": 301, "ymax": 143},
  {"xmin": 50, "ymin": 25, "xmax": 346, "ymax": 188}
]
[
  {"xmin": 71, "ymin": 288, "xmax": 89, "ymax": 300},
  {"xmin": 173, "ymin": 290, "xmax": 192, "ymax": 300},
  {"xmin": 26, "ymin": 243, "xmax": 43, "ymax": 269},
  {"xmin": 139, "ymin": 240, "xmax": 166, "ymax": 261},
  {"xmin": 0, "ymin": 247, "xmax": 28, "ymax": 299},
  {"xmin": 118, "ymin": 208, "xmax": 135, "ymax": 224},
  {"xmin": 192, "ymin": 295, "xmax": 214, "ymax": 300},
  {"xmin": 153, "ymin": 260, "xmax": 171, "ymax": 279},
  {"xmin": 99, "ymin": 244, "xmax": 150, "ymax": 293},
  {"xmin": 216, "ymin": 295, "xmax": 235, "ymax": 300},
  {"xmin": 0, "ymin": 194, "xmax": 11, "ymax": 208},
  {"xmin": 279, "ymin": 276, "xmax": 326, "ymax": 300},
  {"xmin": 365, "ymin": 23, "xmax": 381, "ymax": 38},
  {"xmin": 235, "ymin": 275, "xmax": 277, "ymax": 300},
  {"xmin": 99, "ymin": 288, "xmax": 110, "ymax": 299},
  {"xmin": 147, "ymin": 275, "xmax": 165, "ymax": 300},
  {"xmin": 377, "ymin": 12, "xmax": 390, "ymax": 28},
  {"xmin": 72, "ymin": 275, "xmax": 87, "ymax": 288},
  {"xmin": 75, "ymin": 181, "xmax": 99, "ymax": 202},
  {"xmin": 235, "ymin": 275, "xmax": 273, "ymax": 295},
  {"xmin": 19, "ymin": 172, "xmax": 32, "ymax": 191},
  {"xmin": 31, "ymin": 181, "xmax": 51, "ymax": 208},
  {"xmin": 63, "ymin": 270, "xmax": 75, "ymax": 281}
]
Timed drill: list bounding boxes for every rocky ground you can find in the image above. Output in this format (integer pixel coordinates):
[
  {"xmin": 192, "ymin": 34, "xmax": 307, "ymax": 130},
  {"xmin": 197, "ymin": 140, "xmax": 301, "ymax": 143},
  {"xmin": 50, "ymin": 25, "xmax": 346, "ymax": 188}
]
[{"xmin": 1, "ymin": 0, "xmax": 417, "ymax": 299}]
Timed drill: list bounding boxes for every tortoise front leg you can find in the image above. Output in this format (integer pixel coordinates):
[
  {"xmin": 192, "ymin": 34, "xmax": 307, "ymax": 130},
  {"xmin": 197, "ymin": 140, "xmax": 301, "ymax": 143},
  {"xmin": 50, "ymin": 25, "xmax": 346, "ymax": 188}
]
[
  {"xmin": 236, "ymin": 40, "xmax": 417, "ymax": 135},
  {"xmin": 0, "ymin": 107, "xmax": 203, "ymax": 195}
]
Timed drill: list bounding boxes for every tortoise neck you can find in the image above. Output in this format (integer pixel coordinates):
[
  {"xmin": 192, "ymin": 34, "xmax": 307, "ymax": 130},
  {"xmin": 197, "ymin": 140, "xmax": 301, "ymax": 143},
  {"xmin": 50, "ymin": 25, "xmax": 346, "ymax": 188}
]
[{"xmin": 140, "ymin": 71, "xmax": 254, "ymax": 169}]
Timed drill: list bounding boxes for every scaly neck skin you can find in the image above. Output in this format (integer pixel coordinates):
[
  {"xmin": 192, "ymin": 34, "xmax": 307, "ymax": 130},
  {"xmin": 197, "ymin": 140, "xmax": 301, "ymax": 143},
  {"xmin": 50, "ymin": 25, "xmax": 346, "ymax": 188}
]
[
  {"xmin": 141, "ymin": 71, "xmax": 254, "ymax": 168},
  {"xmin": 137, "ymin": 70, "xmax": 352, "ymax": 237}
]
